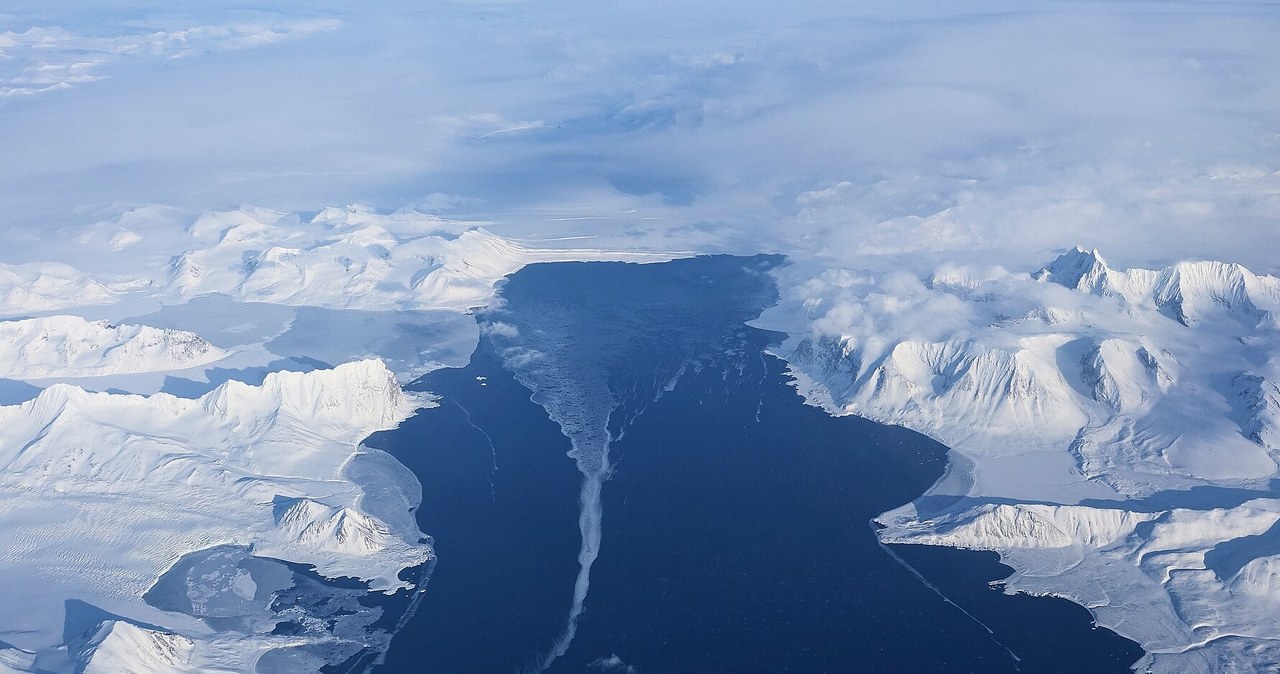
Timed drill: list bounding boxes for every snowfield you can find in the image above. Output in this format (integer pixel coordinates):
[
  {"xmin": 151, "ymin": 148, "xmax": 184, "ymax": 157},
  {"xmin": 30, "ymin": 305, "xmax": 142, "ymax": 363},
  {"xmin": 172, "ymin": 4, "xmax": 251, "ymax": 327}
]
[{"xmin": 760, "ymin": 247, "xmax": 1280, "ymax": 672}]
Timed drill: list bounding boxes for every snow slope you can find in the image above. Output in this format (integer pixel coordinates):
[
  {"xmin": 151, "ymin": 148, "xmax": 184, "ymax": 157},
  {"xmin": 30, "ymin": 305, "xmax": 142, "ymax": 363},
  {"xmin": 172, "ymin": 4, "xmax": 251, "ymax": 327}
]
[
  {"xmin": 760, "ymin": 248, "xmax": 1280, "ymax": 671},
  {"xmin": 0, "ymin": 315, "xmax": 226, "ymax": 379},
  {"xmin": 0, "ymin": 360, "xmax": 430, "ymax": 672}
]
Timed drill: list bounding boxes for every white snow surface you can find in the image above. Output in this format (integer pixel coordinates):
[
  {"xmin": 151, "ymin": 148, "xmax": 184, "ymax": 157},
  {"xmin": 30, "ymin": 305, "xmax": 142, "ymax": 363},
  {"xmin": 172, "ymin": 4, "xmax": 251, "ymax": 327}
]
[
  {"xmin": 0, "ymin": 359, "xmax": 430, "ymax": 669},
  {"xmin": 0, "ymin": 315, "xmax": 226, "ymax": 380},
  {"xmin": 760, "ymin": 247, "xmax": 1280, "ymax": 671}
]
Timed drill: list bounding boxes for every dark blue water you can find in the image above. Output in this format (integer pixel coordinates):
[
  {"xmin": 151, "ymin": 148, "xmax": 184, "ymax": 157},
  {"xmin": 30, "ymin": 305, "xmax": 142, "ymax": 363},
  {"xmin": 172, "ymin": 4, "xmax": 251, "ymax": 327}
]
[
  {"xmin": 372, "ymin": 256, "xmax": 1143, "ymax": 673},
  {"xmin": 367, "ymin": 348, "xmax": 583, "ymax": 674}
]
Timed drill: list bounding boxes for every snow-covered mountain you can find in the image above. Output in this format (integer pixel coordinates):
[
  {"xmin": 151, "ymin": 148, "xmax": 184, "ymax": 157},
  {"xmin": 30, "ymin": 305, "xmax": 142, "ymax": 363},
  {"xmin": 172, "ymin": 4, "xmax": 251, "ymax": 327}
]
[
  {"xmin": 760, "ymin": 248, "xmax": 1280, "ymax": 671},
  {"xmin": 0, "ymin": 204, "xmax": 685, "ymax": 396},
  {"xmin": 1035, "ymin": 246, "xmax": 1279, "ymax": 328},
  {"xmin": 163, "ymin": 206, "xmax": 679, "ymax": 311},
  {"xmin": 0, "ymin": 360, "xmax": 429, "ymax": 672},
  {"xmin": 0, "ymin": 262, "xmax": 116, "ymax": 316},
  {"xmin": 75, "ymin": 621, "xmax": 197, "ymax": 674},
  {"xmin": 0, "ymin": 315, "xmax": 226, "ymax": 379}
]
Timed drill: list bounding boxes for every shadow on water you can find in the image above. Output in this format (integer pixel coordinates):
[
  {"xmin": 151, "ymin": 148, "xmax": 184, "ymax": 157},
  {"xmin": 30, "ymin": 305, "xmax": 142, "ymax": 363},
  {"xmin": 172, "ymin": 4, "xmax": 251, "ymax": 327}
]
[{"xmin": 373, "ymin": 256, "xmax": 1144, "ymax": 673}]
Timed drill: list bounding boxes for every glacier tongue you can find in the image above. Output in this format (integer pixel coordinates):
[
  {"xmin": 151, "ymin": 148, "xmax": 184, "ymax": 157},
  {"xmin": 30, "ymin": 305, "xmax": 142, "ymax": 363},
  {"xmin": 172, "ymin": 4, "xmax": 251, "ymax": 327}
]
[{"xmin": 761, "ymin": 249, "xmax": 1280, "ymax": 671}]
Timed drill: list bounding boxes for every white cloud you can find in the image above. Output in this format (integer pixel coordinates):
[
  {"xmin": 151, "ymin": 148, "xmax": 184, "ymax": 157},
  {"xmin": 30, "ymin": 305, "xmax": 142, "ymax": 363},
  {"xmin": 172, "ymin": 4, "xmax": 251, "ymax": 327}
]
[
  {"xmin": 480, "ymin": 321, "xmax": 519, "ymax": 338},
  {"xmin": 0, "ymin": 19, "xmax": 339, "ymax": 97},
  {"xmin": 0, "ymin": 1, "xmax": 1276, "ymax": 273}
]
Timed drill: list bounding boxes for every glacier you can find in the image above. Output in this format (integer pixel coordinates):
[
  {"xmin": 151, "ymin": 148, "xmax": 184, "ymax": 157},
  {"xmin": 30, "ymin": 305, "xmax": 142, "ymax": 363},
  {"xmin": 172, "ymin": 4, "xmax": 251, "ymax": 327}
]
[{"xmin": 759, "ymin": 247, "xmax": 1280, "ymax": 672}]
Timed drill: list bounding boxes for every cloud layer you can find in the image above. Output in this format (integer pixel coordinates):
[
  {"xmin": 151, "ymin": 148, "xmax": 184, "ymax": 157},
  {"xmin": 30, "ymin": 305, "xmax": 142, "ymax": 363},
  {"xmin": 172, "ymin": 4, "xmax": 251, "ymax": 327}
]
[{"xmin": 1, "ymin": 1, "xmax": 1277, "ymax": 271}]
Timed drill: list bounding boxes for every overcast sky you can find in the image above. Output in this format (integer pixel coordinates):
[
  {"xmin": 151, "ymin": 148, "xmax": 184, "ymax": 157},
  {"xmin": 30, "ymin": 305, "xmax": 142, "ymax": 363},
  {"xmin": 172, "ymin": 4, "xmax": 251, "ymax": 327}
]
[{"xmin": 2, "ymin": 1, "xmax": 1277, "ymax": 272}]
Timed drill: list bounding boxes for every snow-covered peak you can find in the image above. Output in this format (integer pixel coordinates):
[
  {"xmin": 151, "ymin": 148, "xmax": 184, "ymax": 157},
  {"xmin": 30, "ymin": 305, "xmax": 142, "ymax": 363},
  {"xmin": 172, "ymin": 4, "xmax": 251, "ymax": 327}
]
[
  {"xmin": 1035, "ymin": 246, "xmax": 1111, "ymax": 294},
  {"xmin": 0, "ymin": 315, "xmax": 226, "ymax": 380},
  {"xmin": 1149, "ymin": 259, "xmax": 1274, "ymax": 326},
  {"xmin": 277, "ymin": 497, "xmax": 401, "ymax": 557},
  {"xmin": 308, "ymin": 204, "xmax": 452, "ymax": 236},
  {"xmin": 1079, "ymin": 337, "xmax": 1174, "ymax": 413},
  {"xmin": 881, "ymin": 502, "xmax": 1156, "ymax": 551},
  {"xmin": 200, "ymin": 359, "xmax": 413, "ymax": 441},
  {"xmin": 1036, "ymin": 248, "xmax": 1280, "ymax": 327},
  {"xmin": 186, "ymin": 205, "xmax": 297, "ymax": 241},
  {"xmin": 1234, "ymin": 373, "xmax": 1280, "ymax": 450}
]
